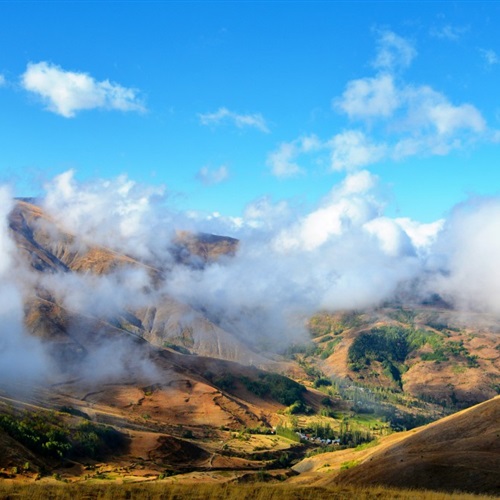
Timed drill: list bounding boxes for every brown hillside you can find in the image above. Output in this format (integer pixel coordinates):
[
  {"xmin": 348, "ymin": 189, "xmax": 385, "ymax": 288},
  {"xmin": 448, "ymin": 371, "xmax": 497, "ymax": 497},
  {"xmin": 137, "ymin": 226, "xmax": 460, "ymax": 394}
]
[
  {"xmin": 330, "ymin": 396, "xmax": 500, "ymax": 494},
  {"xmin": 310, "ymin": 309, "xmax": 500, "ymax": 406}
]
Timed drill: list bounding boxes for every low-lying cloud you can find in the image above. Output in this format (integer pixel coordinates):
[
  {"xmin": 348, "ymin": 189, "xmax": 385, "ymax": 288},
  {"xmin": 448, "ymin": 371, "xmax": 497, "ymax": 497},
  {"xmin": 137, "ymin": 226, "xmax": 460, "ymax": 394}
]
[
  {"xmin": 0, "ymin": 187, "xmax": 49, "ymax": 383},
  {"xmin": 35, "ymin": 169, "xmax": 500, "ymax": 346},
  {"xmin": 1, "ymin": 167, "xmax": 500, "ymax": 378}
]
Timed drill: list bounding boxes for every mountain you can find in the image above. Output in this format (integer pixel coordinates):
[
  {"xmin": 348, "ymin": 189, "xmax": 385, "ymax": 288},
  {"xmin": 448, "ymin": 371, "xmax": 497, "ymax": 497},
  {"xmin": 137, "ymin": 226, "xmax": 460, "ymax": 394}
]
[
  {"xmin": 9, "ymin": 199, "xmax": 274, "ymax": 367},
  {"xmin": 1, "ymin": 199, "xmax": 499, "ymax": 494}
]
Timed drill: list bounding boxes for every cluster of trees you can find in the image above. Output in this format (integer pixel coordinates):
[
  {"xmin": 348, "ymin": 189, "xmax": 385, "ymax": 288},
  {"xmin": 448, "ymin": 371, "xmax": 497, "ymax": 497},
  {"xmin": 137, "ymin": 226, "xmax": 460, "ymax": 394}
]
[
  {"xmin": 0, "ymin": 410, "xmax": 125, "ymax": 460},
  {"xmin": 239, "ymin": 373, "xmax": 306, "ymax": 407}
]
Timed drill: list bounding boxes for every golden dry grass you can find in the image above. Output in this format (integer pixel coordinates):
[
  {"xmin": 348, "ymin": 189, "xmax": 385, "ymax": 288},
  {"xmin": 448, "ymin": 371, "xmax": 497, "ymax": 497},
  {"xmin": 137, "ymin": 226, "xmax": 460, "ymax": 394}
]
[
  {"xmin": 304, "ymin": 397, "xmax": 500, "ymax": 495},
  {"xmin": 0, "ymin": 482, "xmax": 497, "ymax": 500}
]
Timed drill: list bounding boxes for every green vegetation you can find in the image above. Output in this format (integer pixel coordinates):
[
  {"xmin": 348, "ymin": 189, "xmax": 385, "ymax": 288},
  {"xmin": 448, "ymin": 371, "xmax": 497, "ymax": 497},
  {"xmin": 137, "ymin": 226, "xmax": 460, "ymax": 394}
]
[
  {"xmin": 340, "ymin": 459, "xmax": 360, "ymax": 470},
  {"xmin": 0, "ymin": 410, "xmax": 125, "ymax": 460},
  {"xmin": 347, "ymin": 326, "xmax": 426, "ymax": 388},
  {"xmin": 240, "ymin": 373, "xmax": 306, "ymax": 406},
  {"xmin": 348, "ymin": 325, "xmax": 479, "ymax": 390},
  {"xmin": 309, "ymin": 311, "xmax": 363, "ymax": 338},
  {"xmin": 211, "ymin": 373, "xmax": 237, "ymax": 391},
  {"xmin": 318, "ymin": 338, "xmax": 343, "ymax": 359},
  {"xmin": 284, "ymin": 400, "xmax": 313, "ymax": 415},
  {"xmin": 275, "ymin": 425, "xmax": 300, "ymax": 442},
  {"xmin": 204, "ymin": 371, "xmax": 306, "ymax": 406},
  {"xmin": 354, "ymin": 438, "xmax": 380, "ymax": 451},
  {"xmin": 313, "ymin": 377, "xmax": 332, "ymax": 388},
  {"xmin": 283, "ymin": 342, "xmax": 319, "ymax": 357},
  {"xmin": 419, "ymin": 336, "xmax": 479, "ymax": 367},
  {"xmin": 388, "ymin": 308, "xmax": 416, "ymax": 326}
]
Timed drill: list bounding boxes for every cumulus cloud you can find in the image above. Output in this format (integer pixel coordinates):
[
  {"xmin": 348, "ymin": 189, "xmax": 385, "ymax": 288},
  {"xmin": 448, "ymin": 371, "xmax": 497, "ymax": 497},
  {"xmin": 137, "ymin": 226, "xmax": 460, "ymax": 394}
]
[
  {"xmin": 372, "ymin": 30, "xmax": 417, "ymax": 70},
  {"xmin": 431, "ymin": 25, "xmax": 468, "ymax": 42},
  {"xmin": 274, "ymin": 30, "xmax": 490, "ymax": 181},
  {"xmin": 267, "ymin": 130, "xmax": 387, "ymax": 175},
  {"xmin": 394, "ymin": 217, "xmax": 444, "ymax": 251},
  {"xmin": 329, "ymin": 130, "xmax": 387, "ymax": 171},
  {"xmin": 334, "ymin": 73, "xmax": 484, "ymax": 139},
  {"xmin": 196, "ymin": 165, "xmax": 229, "ymax": 185},
  {"xmin": 272, "ymin": 170, "xmax": 381, "ymax": 252},
  {"xmin": 21, "ymin": 61, "xmax": 145, "ymax": 117},
  {"xmin": 266, "ymin": 141, "xmax": 302, "ymax": 178},
  {"xmin": 331, "ymin": 31, "xmax": 488, "ymax": 163},
  {"xmin": 243, "ymin": 197, "xmax": 292, "ymax": 231},
  {"xmin": 334, "ymin": 73, "xmax": 400, "ymax": 120},
  {"xmin": 266, "ymin": 135, "xmax": 322, "ymax": 177},
  {"xmin": 363, "ymin": 217, "xmax": 416, "ymax": 258},
  {"xmin": 198, "ymin": 107, "xmax": 269, "ymax": 133},
  {"xmin": 402, "ymin": 85, "xmax": 486, "ymax": 136},
  {"xmin": 480, "ymin": 48, "xmax": 499, "ymax": 66}
]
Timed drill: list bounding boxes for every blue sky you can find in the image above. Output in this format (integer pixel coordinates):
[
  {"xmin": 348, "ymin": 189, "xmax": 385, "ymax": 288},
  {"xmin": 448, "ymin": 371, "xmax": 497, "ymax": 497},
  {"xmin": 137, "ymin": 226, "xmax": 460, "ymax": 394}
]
[{"xmin": 1, "ymin": 1, "xmax": 499, "ymax": 224}]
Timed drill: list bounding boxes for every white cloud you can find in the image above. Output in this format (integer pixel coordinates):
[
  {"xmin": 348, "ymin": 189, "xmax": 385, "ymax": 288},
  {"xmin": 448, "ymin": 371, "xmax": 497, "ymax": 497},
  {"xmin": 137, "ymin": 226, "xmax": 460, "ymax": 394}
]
[
  {"xmin": 337, "ymin": 71, "xmax": 485, "ymax": 141},
  {"xmin": 14, "ymin": 168, "xmax": 500, "ymax": 366},
  {"xmin": 21, "ymin": 61, "xmax": 145, "ymax": 118},
  {"xmin": 199, "ymin": 107, "xmax": 269, "ymax": 133},
  {"xmin": 398, "ymin": 85, "xmax": 486, "ymax": 154},
  {"xmin": 243, "ymin": 197, "xmax": 291, "ymax": 230},
  {"xmin": 0, "ymin": 74, "xmax": 5, "ymax": 87},
  {"xmin": 429, "ymin": 198, "xmax": 500, "ymax": 315},
  {"xmin": 480, "ymin": 49, "xmax": 499, "ymax": 66},
  {"xmin": 266, "ymin": 141, "xmax": 302, "ymax": 178},
  {"xmin": 329, "ymin": 130, "xmax": 387, "ymax": 171},
  {"xmin": 339, "ymin": 169, "xmax": 378, "ymax": 195},
  {"xmin": 272, "ymin": 170, "xmax": 382, "ymax": 252},
  {"xmin": 0, "ymin": 186, "xmax": 49, "ymax": 382},
  {"xmin": 491, "ymin": 130, "xmax": 500, "ymax": 143},
  {"xmin": 196, "ymin": 165, "xmax": 229, "ymax": 185},
  {"xmin": 266, "ymin": 134, "xmax": 321, "ymax": 178},
  {"xmin": 395, "ymin": 217, "xmax": 444, "ymax": 250},
  {"xmin": 372, "ymin": 30, "xmax": 417, "ymax": 70},
  {"xmin": 333, "ymin": 35, "xmax": 487, "ymax": 162},
  {"xmin": 43, "ymin": 170, "xmax": 170, "ymax": 261},
  {"xmin": 427, "ymin": 102, "xmax": 485, "ymax": 136},
  {"xmin": 363, "ymin": 217, "xmax": 415, "ymax": 257},
  {"xmin": 271, "ymin": 30, "xmax": 490, "ymax": 180},
  {"xmin": 431, "ymin": 25, "xmax": 468, "ymax": 42},
  {"xmin": 334, "ymin": 73, "xmax": 400, "ymax": 120}
]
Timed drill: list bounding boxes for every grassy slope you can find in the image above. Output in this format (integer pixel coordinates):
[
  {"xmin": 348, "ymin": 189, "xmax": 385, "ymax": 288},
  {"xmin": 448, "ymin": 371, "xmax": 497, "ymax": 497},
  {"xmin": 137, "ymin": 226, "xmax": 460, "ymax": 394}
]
[
  {"xmin": 291, "ymin": 396, "xmax": 500, "ymax": 495},
  {"xmin": 0, "ymin": 482, "xmax": 497, "ymax": 500}
]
